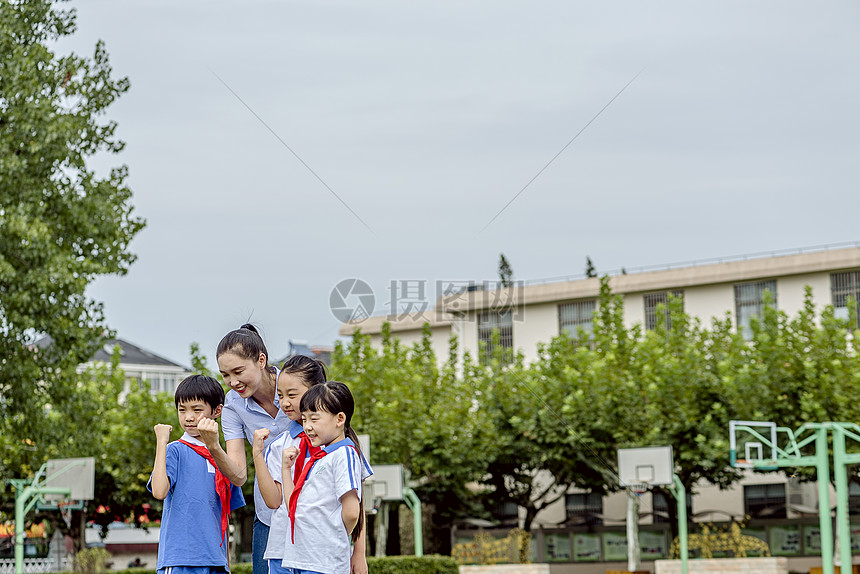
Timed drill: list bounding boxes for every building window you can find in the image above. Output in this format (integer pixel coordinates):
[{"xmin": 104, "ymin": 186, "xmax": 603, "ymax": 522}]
[
  {"xmin": 744, "ymin": 483, "xmax": 787, "ymax": 519},
  {"xmin": 652, "ymin": 490, "xmax": 693, "ymax": 524},
  {"xmin": 734, "ymin": 280, "xmax": 777, "ymax": 340},
  {"xmin": 559, "ymin": 301, "xmax": 596, "ymax": 339},
  {"xmin": 491, "ymin": 501, "xmax": 519, "ymax": 524},
  {"xmin": 478, "ymin": 310, "xmax": 513, "ymax": 364},
  {"xmin": 832, "ymin": 271, "xmax": 860, "ymax": 328},
  {"xmin": 643, "ymin": 291, "xmax": 684, "ymax": 331},
  {"xmin": 565, "ymin": 492, "xmax": 603, "ymax": 525}
]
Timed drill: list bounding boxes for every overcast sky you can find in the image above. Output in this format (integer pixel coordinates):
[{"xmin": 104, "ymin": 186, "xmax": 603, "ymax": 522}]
[{"xmin": 58, "ymin": 0, "xmax": 860, "ymax": 368}]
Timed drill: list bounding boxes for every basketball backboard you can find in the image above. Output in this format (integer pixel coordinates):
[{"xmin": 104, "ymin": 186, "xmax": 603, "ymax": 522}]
[
  {"xmin": 365, "ymin": 464, "xmax": 404, "ymax": 502},
  {"xmin": 41, "ymin": 457, "xmax": 95, "ymax": 503},
  {"xmin": 617, "ymin": 446, "xmax": 674, "ymax": 487},
  {"xmin": 729, "ymin": 420, "xmax": 778, "ymax": 468}
]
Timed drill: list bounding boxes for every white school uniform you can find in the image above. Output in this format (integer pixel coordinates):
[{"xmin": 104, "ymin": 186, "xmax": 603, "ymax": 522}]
[
  {"xmin": 281, "ymin": 437, "xmax": 373, "ymax": 574},
  {"xmin": 262, "ymin": 421, "xmax": 303, "ymax": 561}
]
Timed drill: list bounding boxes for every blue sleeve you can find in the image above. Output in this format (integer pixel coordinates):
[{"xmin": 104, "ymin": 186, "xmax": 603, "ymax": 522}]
[
  {"xmin": 230, "ymin": 483, "xmax": 246, "ymax": 511},
  {"xmin": 146, "ymin": 442, "xmax": 180, "ymax": 494},
  {"xmin": 221, "ymin": 394, "xmax": 247, "ymax": 442}
]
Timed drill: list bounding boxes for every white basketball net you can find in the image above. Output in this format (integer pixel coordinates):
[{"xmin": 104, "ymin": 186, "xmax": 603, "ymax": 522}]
[
  {"xmin": 57, "ymin": 501, "xmax": 74, "ymax": 529},
  {"xmin": 628, "ymin": 483, "xmax": 649, "ymax": 496}
]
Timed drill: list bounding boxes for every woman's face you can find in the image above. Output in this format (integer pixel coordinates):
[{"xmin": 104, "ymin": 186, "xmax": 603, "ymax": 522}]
[
  {"xmin": 217, "ymin": 350, "xmax": 266, "ymax": 399},
  {"xmin": 277, "ymin": 372, "xmax": 309, "ymax": 421}
]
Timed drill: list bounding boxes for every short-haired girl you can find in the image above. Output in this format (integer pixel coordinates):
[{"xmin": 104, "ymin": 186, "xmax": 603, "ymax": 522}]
[{"xmin": 281, "ymin": 382, "xmax": 371, "ymax": 574}]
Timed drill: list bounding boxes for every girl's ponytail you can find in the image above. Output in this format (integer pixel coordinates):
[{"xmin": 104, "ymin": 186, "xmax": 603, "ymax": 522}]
[{"xmin": 345, "ymin": 425, "xmax": 366, "ymax": 545}]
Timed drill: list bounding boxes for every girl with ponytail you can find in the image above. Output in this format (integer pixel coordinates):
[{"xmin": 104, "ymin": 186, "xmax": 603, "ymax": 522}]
[{"xmin": 279, "ymin": 382, "xmax": 372, "ymax": 574}]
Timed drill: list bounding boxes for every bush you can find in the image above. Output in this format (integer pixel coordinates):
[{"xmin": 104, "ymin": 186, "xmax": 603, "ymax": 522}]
[
  {"xmin": 368, "ymin": 555, "xmax": 459, "ymax": 574},
  {"xmin": 74, "ymin": 548, "xmax": 111, "ymax": 574},
  {"xmin": 110, "ymin": 558, "xmax": 459, "ymax": 574}
]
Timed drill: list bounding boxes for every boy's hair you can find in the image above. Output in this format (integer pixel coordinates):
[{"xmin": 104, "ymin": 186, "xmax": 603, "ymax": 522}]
[
  {"xmin": 299, "ymin": 381, "xmax": 364, "ymax": 543},
  {"xmin": 174, "ymin": 375, "xmax": 225, "ymax": 410},
  {"xmin": 280, "ymin": 355, "xmax": 327, "ymax": 387}
]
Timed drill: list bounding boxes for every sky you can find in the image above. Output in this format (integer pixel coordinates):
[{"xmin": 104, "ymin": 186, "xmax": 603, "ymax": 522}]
[{"xmin": 57, "ymin": 0, "xmax": 860, "ymax": 368}]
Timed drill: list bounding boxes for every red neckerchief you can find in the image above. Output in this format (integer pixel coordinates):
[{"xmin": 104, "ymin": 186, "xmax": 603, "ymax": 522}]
[
  {"xmin": 293, "ymin": 433, "xmax": 321, "ymax": 484},
  {"xmin": 178, "ymin": 440, "xmax": 231, "ymax": 546},
  {"xmin": 288, "ymin": 448, "xmax": 327, "ymax": 543}
]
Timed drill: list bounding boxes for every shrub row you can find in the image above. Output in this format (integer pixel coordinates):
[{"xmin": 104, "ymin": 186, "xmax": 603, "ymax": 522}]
[{"xmin": 102, "ymin": 556, "xmax": 458, "ymax": 574}]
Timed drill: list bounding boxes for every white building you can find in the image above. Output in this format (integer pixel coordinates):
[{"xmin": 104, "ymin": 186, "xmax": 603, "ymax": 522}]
[
  {"xmin": 341, "ymin": 245, "xmax": 860, "ymax": 366},
  {"xmin": 83, "ymin": 338, "xmax": 191, "ymax": 396}
]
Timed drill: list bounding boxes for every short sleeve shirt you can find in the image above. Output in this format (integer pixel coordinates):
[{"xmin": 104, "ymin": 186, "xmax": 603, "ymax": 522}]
[
  {"xmin": 147, "ymin": 434, "xmax": 245, "ymax": 570},
  {"xmin": 220, "ymin": 373, "xmax": 290, "ymax": 525},
  {"xmin": 262, "ymin": 421, "xmax": 303, "ymax": 561},
  {"xmin": 265, "ymin": 424, "xmax": 373, "ymax": 562},
  {"xmin": 281, "ymin": 438, "xmax": 373, "ymax": 574}
]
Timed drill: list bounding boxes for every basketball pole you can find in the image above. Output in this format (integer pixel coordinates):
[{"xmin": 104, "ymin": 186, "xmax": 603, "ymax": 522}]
[
  {"xmin": 403, "ymin": 486, "xmax": 423, "ymax": 556},
  {"xmin": 668, "ymin": 475, "xmax": 688, "ymax": 574},
  {"xmin": 625, "ymin": 488, "xmax": 641, "ymax": 572},
  {"xmin": 10, "ymin": 480, "xmax": 71, "ymax": 574}
]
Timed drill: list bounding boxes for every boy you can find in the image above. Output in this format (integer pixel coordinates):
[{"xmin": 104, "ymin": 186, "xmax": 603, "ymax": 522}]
[{"xmin": 149, "ymin": 375, "xmax": 245, "ymax": 574}]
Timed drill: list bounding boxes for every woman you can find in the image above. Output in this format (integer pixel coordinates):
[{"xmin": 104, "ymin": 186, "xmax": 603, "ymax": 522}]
[{"xmin": 207, "ymin": 324, "xmax": 290, "ymax": 574}]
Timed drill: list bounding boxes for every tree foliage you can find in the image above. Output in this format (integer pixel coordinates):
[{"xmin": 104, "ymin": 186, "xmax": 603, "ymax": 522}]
[
  {"xmin": 331, "ymin": 324, "xmax": 497, "ymax": 549},
  {"xmin": 0, "ymin": 0, "xmax": 144, "ymax": 488},
  {"xmin": 333, "ymin": 277, "xmax": 860, "ymax": 539},
  {"xmin": 498, "ymin": 253, "xmax": 513, "ymax": 288},
  {"xmin": 585, "ymin": 256, "xmax": 597, "ymax": 278}
]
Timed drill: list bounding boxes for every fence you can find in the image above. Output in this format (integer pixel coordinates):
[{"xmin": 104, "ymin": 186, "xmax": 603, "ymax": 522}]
[{"xmin": 0, "ymin": 557, "xmax": 72, "ymax": 574}]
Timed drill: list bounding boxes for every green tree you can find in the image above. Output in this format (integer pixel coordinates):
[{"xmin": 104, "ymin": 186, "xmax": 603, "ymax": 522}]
[
  {"xmin": 0, "ymin": 0, "xmax": 144, "ymax": 495},
  {"xmin": 331, "ymin": 324, "xmax": 497, "ymax": 552},
  {"xmin": 190, "ymin": 341, "xmax": 215, "ymax": 378},
  {"xmin": 585, "ymin": 256, "xmax": 597, "ymax": 278},
  {"xmin": 498, "ymin": 253, "xmax": 514, "ymax": 287}
]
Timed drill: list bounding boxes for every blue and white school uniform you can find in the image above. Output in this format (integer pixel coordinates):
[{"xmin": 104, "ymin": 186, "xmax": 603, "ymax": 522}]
[
  {"xmin": 281, "ymin": 438, "xmax": 373, "ymax": 574},
  {"xmin": 221, "ymin": 371, "xmax": 291, "ymax": 527},
  {"xmin": 262, "ymin": 421, "xmax": 303, "ymax": 571},
  {"xmin": 147, "ymin": 433, "xmax": 246, "ymax": 574}
]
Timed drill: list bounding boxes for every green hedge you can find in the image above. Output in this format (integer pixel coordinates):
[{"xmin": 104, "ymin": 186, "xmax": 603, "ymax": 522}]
[
  {"xmin": 108, "ymin": 556, "xmax": 457, "ymax": 574},
  {"xmin": 367, "ymin": 555, "xmax": 459, "ymax": 574}
]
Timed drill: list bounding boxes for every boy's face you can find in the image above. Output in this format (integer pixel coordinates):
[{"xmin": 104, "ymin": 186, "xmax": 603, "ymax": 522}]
[
  {"xmin": 277, "ymin": 373, "xmax": 309, "ymax": 421},
  {"xmin": 302, "ymin": 409, "xmax": 346, "ymax": 447},
  {"xmin": 177, "ymin": 399, "xmax": 222, "ymax": 438}
]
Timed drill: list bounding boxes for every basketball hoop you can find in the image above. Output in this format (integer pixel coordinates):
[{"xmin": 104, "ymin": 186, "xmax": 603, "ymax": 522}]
[
  {"xmin": 628, "ymin": 483, "xmax": 649, "ymax": 496},
  {"xmin": 56, "ymin": 500, "xmax": 78, "ymax": 529}
]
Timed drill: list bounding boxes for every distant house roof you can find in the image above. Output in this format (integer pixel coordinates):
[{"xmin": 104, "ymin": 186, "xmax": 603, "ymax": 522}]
[
  {"xmin": 273, "ymin": 340, "xmax": 334, "ymax": 367},
  {"xmin": 34, "ymin": 336, "xmax": 188, "ymax": 370}
]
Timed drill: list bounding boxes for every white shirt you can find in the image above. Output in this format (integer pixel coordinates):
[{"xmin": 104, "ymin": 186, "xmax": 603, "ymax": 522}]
[
  {"xmin": 262, "ymin": 422, "xmax": 303, "ymax": 561},
  {"xmin": 281, "ymin": 438, "xmax": 372, "ymax": 574}
]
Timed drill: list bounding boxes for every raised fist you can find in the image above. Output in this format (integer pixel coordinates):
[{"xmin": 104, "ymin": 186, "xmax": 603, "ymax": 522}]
[
  {"xmin": 283, "ymin": 446, "xmax": 299, "ymax": 469},
  {"xmin": 197, "ymin": 417, "xmax": 220, "ymax": 447},
  {"xmin": 154, "ymin": 424, "xmax": 173, "ymax": 443},
  {"xmin": 253, "ymin": 428, "xmax": 271, "ymax": 457}
]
